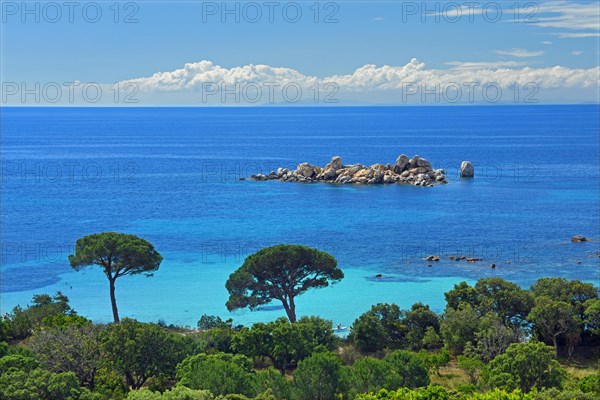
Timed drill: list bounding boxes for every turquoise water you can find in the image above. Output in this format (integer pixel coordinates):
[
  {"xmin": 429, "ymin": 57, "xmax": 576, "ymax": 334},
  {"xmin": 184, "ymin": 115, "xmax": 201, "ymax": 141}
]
[{"xmin": 1, "ymin": 106, "xmax": 598, "ymax": 327}]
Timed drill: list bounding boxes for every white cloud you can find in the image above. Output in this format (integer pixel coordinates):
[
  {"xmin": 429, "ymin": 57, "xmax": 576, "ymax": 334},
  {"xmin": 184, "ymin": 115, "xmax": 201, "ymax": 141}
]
[
  {"xmin": 541, "ymin": 41, "xmax": 553, "ymax": 45},
  {"xmin": 128, "ymin": 60, "xmax": 319, "ymax": 92},
  {"xmin": 373, "ymin": 17, "xmax": 384, "ymax": 21},
  {"xmin": 536, "ymin": 1, "xmax": 600, "ymax": 37},
  {"xmin": 571, "ymin": 51, "xmax": 583, "ymax": 56},
  {"xmin": 554, "ymin": 32, "xmax": 600, "ymax": 38},
  {"xmin": 125, "ymin": 59, "xmax": 600, "ymax": 99},
  {"xmin": 445, "ymin": 61, "xmax": 529, "ymax": 70},
  {"xmin": 495, "ymin": 48, "xmax": 545, "ymax": 58}
]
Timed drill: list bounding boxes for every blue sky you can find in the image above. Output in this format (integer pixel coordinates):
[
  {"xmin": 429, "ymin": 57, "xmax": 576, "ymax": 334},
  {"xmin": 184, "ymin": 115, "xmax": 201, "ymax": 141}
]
[{"xmin": 1, "ymin": 0, "xmax": 599, "ymax": 105}]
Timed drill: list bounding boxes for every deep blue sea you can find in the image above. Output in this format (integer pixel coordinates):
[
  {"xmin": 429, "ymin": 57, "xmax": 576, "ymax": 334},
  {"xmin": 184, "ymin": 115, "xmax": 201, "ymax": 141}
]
[{"xmin": 1, "ymin": 106, "xmax": 599, "ymax": 327}]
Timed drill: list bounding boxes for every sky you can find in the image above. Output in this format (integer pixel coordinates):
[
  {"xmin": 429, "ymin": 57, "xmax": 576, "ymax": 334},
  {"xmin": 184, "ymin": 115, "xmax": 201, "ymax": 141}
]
[{"xmin": 1, "ymin": 0, "xmax": 599, "ymax": 105}]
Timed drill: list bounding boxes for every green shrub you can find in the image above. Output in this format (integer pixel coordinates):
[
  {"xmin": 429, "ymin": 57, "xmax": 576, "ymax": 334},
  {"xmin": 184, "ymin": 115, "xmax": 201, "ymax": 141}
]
[
  {"xmin": 292, "ymin": 352, "xmax": 346, "ymax": 400},
  {"xmin": 176, "ymin": 353, "xmax": 254, "ymax": 396}
]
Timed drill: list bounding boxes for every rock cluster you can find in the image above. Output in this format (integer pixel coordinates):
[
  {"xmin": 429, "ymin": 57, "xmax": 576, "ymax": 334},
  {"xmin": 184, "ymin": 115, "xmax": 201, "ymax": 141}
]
[{"xmin": 250, "ymin": 155, "xmax": 447, "ymax": 187}]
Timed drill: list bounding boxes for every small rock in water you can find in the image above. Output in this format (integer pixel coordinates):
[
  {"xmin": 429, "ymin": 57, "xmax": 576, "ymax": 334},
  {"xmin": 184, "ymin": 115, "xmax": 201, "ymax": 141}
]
[
  {"xmin": 575, "ymin": 261, "xmax": 582, "ymax": 264},
  {"xmin": 375, "ymin": 273, "xmax": 383, "ymax": 278},
  {"xmin": 571, "ymin": 235, "xmax": 590, "ymax": 243},
  {"xmin": 460, "ymin": 161, "xmax": 475, "ymax": 178},
  {"xmin": 490, "ymin": 263, "xmax": 496, "ymax": 269}
]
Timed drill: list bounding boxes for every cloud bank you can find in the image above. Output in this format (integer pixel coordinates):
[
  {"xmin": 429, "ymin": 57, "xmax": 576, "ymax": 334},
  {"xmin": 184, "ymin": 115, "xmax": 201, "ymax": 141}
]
[{"xmin": 123, "ymin": 58, "xmax": 599, "ymax": 105}]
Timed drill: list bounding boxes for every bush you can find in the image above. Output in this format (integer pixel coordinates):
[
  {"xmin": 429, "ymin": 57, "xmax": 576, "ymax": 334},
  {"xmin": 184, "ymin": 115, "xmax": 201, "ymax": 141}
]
[
  {"xmin": 252, "ymin": 367, "xmax": 291, "ymax": 400},
  {"xmin": 29, "ymin": 324, "xmax": 103, "ymax": 389},
  {"xmin": 349, "ymin": 304, "xmax": 406, "ymax": 353},
  {"xmin": 457, "ymin": 355, "xmax": 484, "ymax": 384},
  {"xmin": 384, "ymin": 351, "xmax": 430, "ymax": 389},
  {"xmin": 482, "ymin": 342, "xmax": 566, "ymax": 393},
  {"xmin": 577, "ymin": 373, "xmax": 600, "ymax": 394},
  {"xmin": 0, "ymin": 368, "xmax": 91, "ymax": 400},
  {"xmin": 4, "ymin": 293, "xmax": 75, "ymax": 340},
  {"xmin": 127, "ymin": 387, "xmax": 215, "ymax": 400},
  {"xmin": 0, "ymin": 354, "xmax": 40, "ymax": 374},
  {"xmin": 532, "ymin": 388, "xmax": 600, "ymax": 400},
  {"xmin": 354, "ymin": 386, "xmax": 450, "ymax": 400},
  {"xmin": 292, "ymin": 352, "xmax": 346, "ymax": 400},
  {"xmin": 347, "ymin": 356, "xmax": 393, "ymax": 398},
  {"xmin": 100, "ymin": 318, "xmax": 196, "ymax": 390},
  {"xmin": 232, "ymin": 316, "xmax": 336, "ymax": 372},
  {"xmin": 176, "ymin": 353, "xmax": 254, "ymax": 396}
]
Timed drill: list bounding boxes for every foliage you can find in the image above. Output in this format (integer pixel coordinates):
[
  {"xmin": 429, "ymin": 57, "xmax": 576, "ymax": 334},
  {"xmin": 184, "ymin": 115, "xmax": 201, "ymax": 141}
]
[
  {"xmin": 583, "ymin": 299, "xmax": 600, "ymax": 336},
  {"xmin": 418, "ymin": 350, "xmax": 450, "ymax": 376},
  {"xmin": 100, "ymin": 318, "xmax": 194, "ymax": 390},
  {"xmin": 29, "ymin": 324, "xmax": 104, "ymax": 389},
  {"xmin": 530, "ymin": 278, "xmax": 597, "ymax": 312},
  {"xmin": 464, "ymin": 313, "xmax": 521, "ymax": 362},
  {"xmin": 421, "ymin": 327, "xmax": 443, "ymax": 350},
  {"xmin": 445, "ymin": 282, "xmax": 479, "ymax": 311},
  {"xmin": 69, "ymin": 232, "xmax": 163, "ymax": 323},
  {"xmin": 532, "ymin": 388, "xmax": 600, "ymax": 400},
  {"xmin": 176, "ymin": 352, "xmax": 254, "ymax": 396},
  {"xmin": 354, "ymin": 386, "xmax": 451, "ymax": 400},
  {"xmin": 354, "ymin": 387, "xmax": 545, "ymax": 400},
  {"xmin": 252, "ymin": 367, "xmax": 292, "ymax": 400},
  {"xmin": 0, "ymin": 368, "xmax": 101, "ymax": 400},
  {"xmin": 440, "ymin": 304, "xmax": 480, "ymax": 355},
  {"xmin": 474, "ymin": 278, "xmax": 534, "ymax": 326},
  {"xmin": 404, "ymin": 303, "xmax": 440, "ymax": 351},
  {"xmin": 384, "ymin": 350, "xmax": 430, "ymax": 389},
  {"xmin": 225, "ymin": 244, "xmax": 343, "ymax": 323},
  {"xmin": 482, "ymin": 342, "xmax": 566, "ymax": 393},
  {"xmin": 0, "ymin": 275, "xmax": 597, "ymax": 400},
  {"xmin": 347, "ymin": 356, "xmax": 393, "ymax": 398},
  {"xmin": 127, "ymin": 387, "xmax": 215, "ymax": 400},
  {"xmin": 576, "ymin": 370, "xmax": 600, "ymax": 394},
  {"xmin": 41, "ymin": 314, "xmax": 92, "ymax": 328},
  {"xmin": 0, "ymin": 354, "xmax": 40, "ymax": 374},
  {"xmin": 233, "ymin": 316, "xmax": 336, "ymax": 372},
  {"xmin": 200, "ymin": 326, "xmax": 236, "ymax": 354},
  {"xmin": 528, "ymin": 297, "xmax": 581, "ymax": 357},
  {"xmin": 458, "ymin": 355, "xmax": 484, "ymax": 384},
  {"xmin": 3, "ymin": 292, "xmax": 75, "ymax": 340},
  {"xmin": 198, "ymin": 315, "xmax": 237, "ymax": 331},
  {"xmin": 292, "ymin": 352, "xmax": 346, "ymax": 400},
  {"xmin": 349, "ymin": 304, "xmax": 407, "ymax": 353}
]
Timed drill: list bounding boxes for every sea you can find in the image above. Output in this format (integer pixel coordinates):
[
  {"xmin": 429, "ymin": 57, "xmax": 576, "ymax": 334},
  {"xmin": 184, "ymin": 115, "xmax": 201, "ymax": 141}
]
[{"xmin": 1, "ymin": 105, "xmax": 598, "ymax": 327}]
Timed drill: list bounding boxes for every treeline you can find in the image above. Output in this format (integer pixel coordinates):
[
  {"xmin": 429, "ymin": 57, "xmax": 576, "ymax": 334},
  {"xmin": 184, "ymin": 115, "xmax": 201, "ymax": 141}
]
[{"xmin": 0, "ymin": 277, "xmax": 599, "ymax": 400}]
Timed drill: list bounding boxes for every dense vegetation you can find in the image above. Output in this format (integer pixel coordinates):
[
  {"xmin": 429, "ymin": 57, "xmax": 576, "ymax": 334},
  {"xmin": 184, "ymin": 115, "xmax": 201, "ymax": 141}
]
[{"xmin": 1, "ymin": 276, "xmax": 598, "ymax": 400}]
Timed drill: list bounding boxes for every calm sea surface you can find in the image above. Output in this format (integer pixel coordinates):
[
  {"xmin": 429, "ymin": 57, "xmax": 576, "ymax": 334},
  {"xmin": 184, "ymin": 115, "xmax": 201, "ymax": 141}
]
[{"xmin": 1, "ymin": 106, "xmax": 598, "ymax": 326}]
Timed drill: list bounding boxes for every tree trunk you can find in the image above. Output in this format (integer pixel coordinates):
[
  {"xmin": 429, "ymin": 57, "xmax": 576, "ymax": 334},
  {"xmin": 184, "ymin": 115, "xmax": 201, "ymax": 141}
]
[
  {"xmin": 109, "ymin": 278, "xmax": 120, "ymax": 323},
  {"xmin": 281, "ymin": 295, "xmax": 297, "ymax": 323},
  {"xmin": 287, "ymin": 296, "xmax": 297, "ymax": 323},
  {"xmin": 552, "ymin": 335, "xmax": 558, "ymax": 358}
]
